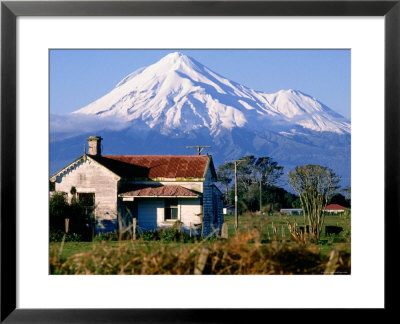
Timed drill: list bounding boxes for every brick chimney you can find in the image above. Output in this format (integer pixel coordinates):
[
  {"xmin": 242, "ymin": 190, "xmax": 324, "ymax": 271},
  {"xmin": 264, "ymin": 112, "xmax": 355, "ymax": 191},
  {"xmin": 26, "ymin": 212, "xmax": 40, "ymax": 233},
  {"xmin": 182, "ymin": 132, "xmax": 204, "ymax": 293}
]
[{"xmin": 86, "ymin": 136, "xmax": 103, "ymax": 156}]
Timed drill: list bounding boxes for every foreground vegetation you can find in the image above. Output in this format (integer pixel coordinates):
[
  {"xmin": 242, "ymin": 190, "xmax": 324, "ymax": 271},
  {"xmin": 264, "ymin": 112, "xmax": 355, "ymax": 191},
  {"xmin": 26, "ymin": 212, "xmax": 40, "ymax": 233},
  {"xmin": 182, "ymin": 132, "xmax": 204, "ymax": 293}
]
[
  {"xmin": 50, "ymin": 213, "xmax": 350, "ymax": 275},
  {"xmin": 50, "ymin": 232, "xmax": 350, "ymax": 275}
]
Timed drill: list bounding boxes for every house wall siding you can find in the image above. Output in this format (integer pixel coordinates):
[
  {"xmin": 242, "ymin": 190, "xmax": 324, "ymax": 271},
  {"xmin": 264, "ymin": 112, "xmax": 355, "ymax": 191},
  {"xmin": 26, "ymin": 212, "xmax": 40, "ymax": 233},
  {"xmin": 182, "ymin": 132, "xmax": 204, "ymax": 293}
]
[
  {"xmin": 137, "ymin": 199, "xmax": 164, "ymax": 231},
  {"xmin": 135, "ymin": 198, "xmax": 201, "ymax": 234},
  {"xmin": 214, "ymin": 186, "xmax": 224, "ymax": 232},
  {"xmin": 54, "ymin": 158, "xmax": 119, "ymax": 234},
  {"xmin": 179, "ymin": 198, "xmax": 202, "ymax": 235},
  {"xmin": 202, "ymin": 168, "xmax": 223, "ymax": 236}
]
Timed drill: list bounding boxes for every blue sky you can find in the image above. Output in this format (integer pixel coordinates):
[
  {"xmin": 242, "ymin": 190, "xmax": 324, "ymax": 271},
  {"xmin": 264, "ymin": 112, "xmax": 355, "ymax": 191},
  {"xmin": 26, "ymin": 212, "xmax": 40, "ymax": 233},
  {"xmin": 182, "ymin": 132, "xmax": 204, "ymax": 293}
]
[{"xmin": 50, "ymin": 49, "xmax": 351, "ymax": 119}]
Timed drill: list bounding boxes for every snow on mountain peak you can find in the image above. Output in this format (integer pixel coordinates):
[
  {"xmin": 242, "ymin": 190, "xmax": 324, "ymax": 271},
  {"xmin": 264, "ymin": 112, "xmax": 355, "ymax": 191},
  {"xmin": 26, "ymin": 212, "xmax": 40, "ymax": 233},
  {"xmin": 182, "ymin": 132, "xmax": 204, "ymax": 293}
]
[
  {"xmin": 72, "ymin": 52, "xmax": 350, "ymax": 136},
  {"xmin": 141, "ymin": 52, "xmax": 204, "ymax": 78},
  {"xmin": 161, "ymin": 51, "xmax": 190, "ymax": 63}
]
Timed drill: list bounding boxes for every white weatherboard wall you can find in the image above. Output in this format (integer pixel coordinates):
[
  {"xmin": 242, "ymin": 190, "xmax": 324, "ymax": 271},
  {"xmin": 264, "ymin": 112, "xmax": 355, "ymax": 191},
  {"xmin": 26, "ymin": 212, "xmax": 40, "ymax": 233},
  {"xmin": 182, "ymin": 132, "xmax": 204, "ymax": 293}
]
[
  {"xmin": 54, "ymin": 158, "xmax": 119, "ymax": 222},
  {"xmin": 179, "ymin": 198, "xmax": 202, "ymax": 230},
  {"xmin": 137, "ymin": 198, "xmax": 201, "ymax": 232}
]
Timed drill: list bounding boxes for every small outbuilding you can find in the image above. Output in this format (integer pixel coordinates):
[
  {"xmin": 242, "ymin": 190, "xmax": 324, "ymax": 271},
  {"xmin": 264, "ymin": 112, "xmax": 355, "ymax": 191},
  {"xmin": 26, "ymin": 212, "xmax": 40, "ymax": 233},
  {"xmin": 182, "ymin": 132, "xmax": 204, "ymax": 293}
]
[
  {"xmin": 280, "ymin": 208, "xmax": 303, "ymax": 216},
  {"xmin": 324, "ymin": 204, "xmax": 347, "ymax": 214},
  {"xmin": 223, "ymin": 205, "xmax": 235, "ymax": 215}
]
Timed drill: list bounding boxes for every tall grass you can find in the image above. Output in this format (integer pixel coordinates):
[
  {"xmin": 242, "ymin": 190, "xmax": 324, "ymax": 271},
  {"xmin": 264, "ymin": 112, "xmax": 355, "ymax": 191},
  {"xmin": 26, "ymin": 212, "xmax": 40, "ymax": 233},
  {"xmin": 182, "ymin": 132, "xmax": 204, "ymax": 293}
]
[{"xmin": 50, "ymin": 227, "xmax": 350, "ymax": 275}]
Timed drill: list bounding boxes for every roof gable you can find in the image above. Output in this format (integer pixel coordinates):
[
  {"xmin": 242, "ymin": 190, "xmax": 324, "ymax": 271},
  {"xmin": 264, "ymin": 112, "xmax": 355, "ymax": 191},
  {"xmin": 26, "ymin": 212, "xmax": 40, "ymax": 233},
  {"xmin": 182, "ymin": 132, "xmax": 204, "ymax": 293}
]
[{"xmin": 50, "ymin": 155, "xmax": 122, "ymax": 182}]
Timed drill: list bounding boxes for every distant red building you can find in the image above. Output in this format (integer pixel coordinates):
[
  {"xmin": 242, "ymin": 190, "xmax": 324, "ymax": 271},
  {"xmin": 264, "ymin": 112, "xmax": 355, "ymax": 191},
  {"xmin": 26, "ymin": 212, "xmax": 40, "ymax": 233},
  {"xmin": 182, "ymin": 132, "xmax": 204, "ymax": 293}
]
[{"xmin": 324, "ymin": 204, "xmax": 347, "ymax": 214}]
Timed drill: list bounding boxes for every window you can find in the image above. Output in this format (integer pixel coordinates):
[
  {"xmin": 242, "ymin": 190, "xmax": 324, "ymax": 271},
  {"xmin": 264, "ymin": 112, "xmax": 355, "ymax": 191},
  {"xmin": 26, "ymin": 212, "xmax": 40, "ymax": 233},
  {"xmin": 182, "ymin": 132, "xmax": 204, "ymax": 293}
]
[
  {"xmin": 164, "ymin": 198, "xmax": 178, "ymax": 221},
  {"xmin": 78, "ymin": 193, "xmax": 95, "ymax": 207},
  {"xmin": 78, "ymin": 193, "xmax": 95, "ymax": 219}
]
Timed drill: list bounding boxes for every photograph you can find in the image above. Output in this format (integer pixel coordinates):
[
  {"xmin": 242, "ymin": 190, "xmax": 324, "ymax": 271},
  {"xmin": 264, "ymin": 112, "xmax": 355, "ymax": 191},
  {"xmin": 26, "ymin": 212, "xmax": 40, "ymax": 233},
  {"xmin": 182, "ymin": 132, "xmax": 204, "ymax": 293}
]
[{"xmin": 49, "ymin": 49, "xmax": 351, "ymax": 275}]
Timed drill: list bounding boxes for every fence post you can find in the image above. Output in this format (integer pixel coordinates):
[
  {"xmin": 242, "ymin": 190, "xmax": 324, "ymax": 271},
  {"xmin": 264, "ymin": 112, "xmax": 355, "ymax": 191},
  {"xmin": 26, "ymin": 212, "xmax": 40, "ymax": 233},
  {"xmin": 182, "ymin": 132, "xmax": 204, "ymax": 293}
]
[
  {"xmin": 91, "ymin": 221, "xmax": 95, "ymax": 241},
  {"xmin": 65, "ymin": 218, "xmax": 70, "ymax": 233},
  {"xmin": 177, "ymin": 221, "xmax": 182, "ymax": 233},
  {"xmin": 194, "ymin": 247, "xmax": 210, "ymax": 275},
  {"xmin": 221, "ymin": 223, "xmax": 228, "ymax": 239},
  {"xmin": 133, "ymin": 218, "xmax": 137, "ymax": 240}
]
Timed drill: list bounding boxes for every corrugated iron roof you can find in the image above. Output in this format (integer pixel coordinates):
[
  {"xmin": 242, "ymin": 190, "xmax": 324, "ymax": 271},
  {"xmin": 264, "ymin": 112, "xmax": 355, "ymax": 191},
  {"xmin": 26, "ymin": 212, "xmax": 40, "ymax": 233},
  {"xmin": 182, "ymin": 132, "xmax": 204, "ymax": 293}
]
[
  {"xmin": 119, "ymin": 184, "xmax": 200, "ymax": 197},
  {"xmin": 90, "ymin": 155, "xmax": 211, "ymax": 179}
]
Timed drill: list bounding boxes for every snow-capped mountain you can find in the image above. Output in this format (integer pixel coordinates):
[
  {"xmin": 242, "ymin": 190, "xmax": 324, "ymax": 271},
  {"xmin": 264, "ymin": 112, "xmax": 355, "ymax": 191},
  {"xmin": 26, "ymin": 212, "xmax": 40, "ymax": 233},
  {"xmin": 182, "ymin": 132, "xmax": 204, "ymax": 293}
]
[
  {"xmin": 51, "ymin": 52, "xmax": 351, "ymax": 187},
  {"xmin": 73, "ymin": 52, "xmax": 350, "ymax": 136}
]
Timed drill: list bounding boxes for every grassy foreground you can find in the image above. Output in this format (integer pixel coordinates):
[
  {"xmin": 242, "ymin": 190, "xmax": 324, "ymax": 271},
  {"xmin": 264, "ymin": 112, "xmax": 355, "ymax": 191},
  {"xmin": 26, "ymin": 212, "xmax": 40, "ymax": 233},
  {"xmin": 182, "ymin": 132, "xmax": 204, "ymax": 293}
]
[{"xmin": 50, "ymin": 213, "xmax": 350, "ymax": 275}]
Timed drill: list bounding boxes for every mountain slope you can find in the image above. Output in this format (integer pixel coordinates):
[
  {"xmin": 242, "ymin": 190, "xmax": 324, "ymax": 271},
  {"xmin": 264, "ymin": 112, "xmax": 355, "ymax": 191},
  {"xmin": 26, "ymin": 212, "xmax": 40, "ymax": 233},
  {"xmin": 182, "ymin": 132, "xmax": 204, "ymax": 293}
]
[{"xmin": 73, "ymin": 52, "xmax": 350, "ymax": 136}]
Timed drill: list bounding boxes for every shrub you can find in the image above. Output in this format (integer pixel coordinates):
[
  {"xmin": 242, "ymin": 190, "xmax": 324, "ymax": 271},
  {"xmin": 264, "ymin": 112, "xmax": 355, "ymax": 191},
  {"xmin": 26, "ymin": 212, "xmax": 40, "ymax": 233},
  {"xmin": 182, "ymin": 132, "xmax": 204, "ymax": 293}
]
[
  {"xmin": 93, "ymin": 233, "xmax": 119, "ymax": 242},
  {"xmin": 49, "ymin": 229, "xmax": 82, "ymax": 242},
  {"xmin": 138, "ymin": 228, "xmax": 195, "ymax": 243},
  {"xmin": 140, "ymin": 230, "xmax": 159, "ymax": 241},
  {"xmin": 160, "ymin": 228, "xmax": 182, "ymax": 242},
  {"xmin": 65, "ymin": 233, "xmax": 83, "ymax": 242},
  {"xmin": 49, "ymin": 192, "xmax": 69, "ymax": 230},
  {"xmin": 49, "ymin": 229, "xmax": 65, "ymax": 242},
  {"xmin": 49, "ymin": 190, "xmax": 93, "ymax": 240}
]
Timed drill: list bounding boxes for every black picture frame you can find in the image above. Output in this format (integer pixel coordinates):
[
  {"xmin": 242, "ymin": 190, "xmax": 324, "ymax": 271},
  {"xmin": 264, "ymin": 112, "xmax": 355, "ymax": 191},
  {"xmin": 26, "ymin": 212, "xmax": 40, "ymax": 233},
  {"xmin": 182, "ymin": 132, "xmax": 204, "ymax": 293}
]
[{"xmin": 1, "ymin": 0, "xmax": 399, "ymax": 322}]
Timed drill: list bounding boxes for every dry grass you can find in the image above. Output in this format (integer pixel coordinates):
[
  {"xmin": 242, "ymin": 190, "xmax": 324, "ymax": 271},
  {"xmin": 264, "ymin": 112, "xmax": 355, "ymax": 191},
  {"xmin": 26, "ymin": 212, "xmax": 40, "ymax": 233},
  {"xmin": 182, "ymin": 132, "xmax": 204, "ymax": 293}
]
[{"xmin": 50, "ymin": 228, "xmax": 350, "ymax": 275}]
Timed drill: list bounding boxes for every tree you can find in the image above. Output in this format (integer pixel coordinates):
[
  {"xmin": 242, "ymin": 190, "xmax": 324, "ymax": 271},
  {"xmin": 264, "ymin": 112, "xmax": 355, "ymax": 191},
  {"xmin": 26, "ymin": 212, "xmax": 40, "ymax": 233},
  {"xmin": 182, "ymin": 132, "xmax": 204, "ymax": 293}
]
[
  {"xmin": 254, "ymin": 157, "xmax": 284, "ymax": 210},
  {"xmin": 288, "ymin": 165, "xmax": 340, "ymax": 242},
  {"xmin": 341, "ymin": 186, "xmax": 351, "ymax": 200},
  {"xmin": 255, "ymin": 157, "xmax": 284, "ymax": 186},
  {"xmin": 49, "ymin": 192, "xmax": 69, "ymax": 230},
  {"xmin": 329, "ymin": 193, "xmax": 350, "ymax": 208},
  {"xmin": 219, "ymin": 155, "xmax": 284, "ymax": 212},
  {"xmin": 49, "ymin": 188, "xmax": 93, "ymax": 240},
  {"xmin": 242, "ymin": 182, "xmax": 260, "ymax": 211},
  {"xmin": 340, "ymin": 186, "xmax": 351, "ymax": 207},
  {"xmin": 236, "ymin": 155, "xmax": 257, "ymax": 191},
  {"xmin": 216, "ymin": 163, "xmax": 234, "ymax": 204}
]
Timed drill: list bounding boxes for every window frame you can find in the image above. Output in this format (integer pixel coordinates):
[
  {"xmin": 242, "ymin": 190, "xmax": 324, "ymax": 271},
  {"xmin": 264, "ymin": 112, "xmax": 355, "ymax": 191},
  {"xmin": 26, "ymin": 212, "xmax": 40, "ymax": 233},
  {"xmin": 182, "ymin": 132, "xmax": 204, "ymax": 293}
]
[
  {"xmin": 164, "ymin": 198, "xmax": 179, "ymax": 222},
  {"xmin": 78, "ymin": 192, "xmax": 95, "ymax": 208}
]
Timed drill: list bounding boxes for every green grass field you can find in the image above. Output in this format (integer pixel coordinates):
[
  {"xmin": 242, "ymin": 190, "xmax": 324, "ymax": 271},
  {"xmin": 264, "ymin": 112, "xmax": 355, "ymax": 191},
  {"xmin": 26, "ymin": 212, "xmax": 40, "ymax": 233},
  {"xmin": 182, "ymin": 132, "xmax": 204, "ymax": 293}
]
[
  {"xmin": 50, "ymin": 241, "xmax": 200, "ymax": 262},
  {"xmin": 224, "ymin": 213, "xmax": 350, "ymax": 239}
]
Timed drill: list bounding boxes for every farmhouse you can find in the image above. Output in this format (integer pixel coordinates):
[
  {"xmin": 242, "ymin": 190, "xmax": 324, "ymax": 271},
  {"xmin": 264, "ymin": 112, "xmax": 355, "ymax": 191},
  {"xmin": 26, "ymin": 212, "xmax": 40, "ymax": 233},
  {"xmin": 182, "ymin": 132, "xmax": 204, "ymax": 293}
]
[{"xmin": 50, "ymin": 136, "xmax": 223, "ymax": 237}]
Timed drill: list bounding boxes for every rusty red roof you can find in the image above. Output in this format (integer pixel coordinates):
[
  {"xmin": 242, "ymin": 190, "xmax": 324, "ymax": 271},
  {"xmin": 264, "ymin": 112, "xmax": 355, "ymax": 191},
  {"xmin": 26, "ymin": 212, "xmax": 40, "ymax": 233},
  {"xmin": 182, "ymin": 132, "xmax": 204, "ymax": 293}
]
[
  {"xmin": 325, "ymin": 204, "xmax": 347, "ymax": 210},
  {"xmin": 119, "ymin": 185, "xmax": 199, "ymax": 197},
  {"xmin": 90, "ymin": 155, "xmax": 214, "ymax": 179}
]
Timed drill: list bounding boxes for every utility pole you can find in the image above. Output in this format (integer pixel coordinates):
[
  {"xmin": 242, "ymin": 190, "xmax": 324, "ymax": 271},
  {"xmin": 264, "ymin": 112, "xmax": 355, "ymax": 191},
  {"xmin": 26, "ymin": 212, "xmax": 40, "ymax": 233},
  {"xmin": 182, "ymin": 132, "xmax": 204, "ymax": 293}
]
[
  {"xmin": 235, "ymin": 162, "xmax": 238, "ymax": 231},
  {"xmin": 186, "ymin": 145, "xmax": 211, "ymax": 155},
  {"xmin": 226, "ymin": 159, "xmax": 244, "ymax": 232},
  {"xmin": 259, "ymin": 178, "xmax": 262, "ymax": 212}
]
